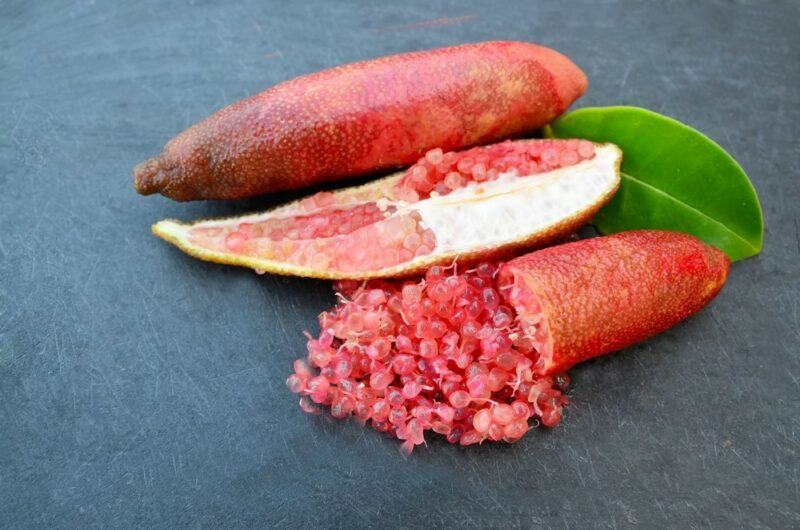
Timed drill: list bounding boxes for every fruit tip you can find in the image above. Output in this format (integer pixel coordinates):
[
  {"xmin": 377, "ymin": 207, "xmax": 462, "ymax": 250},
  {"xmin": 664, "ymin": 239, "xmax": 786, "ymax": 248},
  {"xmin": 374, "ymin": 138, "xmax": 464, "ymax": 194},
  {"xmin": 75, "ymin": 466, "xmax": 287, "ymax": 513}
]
[
  {"xmin": 151, "ymin": 219, "xmax": 186, "ymax": 242},
  {"xmin": 531, "ymin": 44, "xmax": 588, "ymax": 111},
  {"xmin": 133, "ymin": 157, "xmax": 166, "ymax": 196}
]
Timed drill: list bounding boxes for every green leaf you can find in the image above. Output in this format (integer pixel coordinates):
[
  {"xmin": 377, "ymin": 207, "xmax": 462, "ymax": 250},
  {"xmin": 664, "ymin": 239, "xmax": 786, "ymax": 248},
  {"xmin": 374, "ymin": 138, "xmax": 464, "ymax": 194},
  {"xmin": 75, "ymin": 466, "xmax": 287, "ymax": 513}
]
[{"xmin": 544, "ymin": 106, "xmax": 763, "ymax": 261}]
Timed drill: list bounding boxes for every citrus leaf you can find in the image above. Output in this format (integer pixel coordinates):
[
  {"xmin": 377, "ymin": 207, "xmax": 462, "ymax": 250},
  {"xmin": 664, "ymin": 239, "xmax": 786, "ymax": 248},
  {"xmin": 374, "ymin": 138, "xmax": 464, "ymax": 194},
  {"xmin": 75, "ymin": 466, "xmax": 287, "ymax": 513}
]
[{"xmin": 544, "ymin": 106, "xmax": 763, "ymax": 261}]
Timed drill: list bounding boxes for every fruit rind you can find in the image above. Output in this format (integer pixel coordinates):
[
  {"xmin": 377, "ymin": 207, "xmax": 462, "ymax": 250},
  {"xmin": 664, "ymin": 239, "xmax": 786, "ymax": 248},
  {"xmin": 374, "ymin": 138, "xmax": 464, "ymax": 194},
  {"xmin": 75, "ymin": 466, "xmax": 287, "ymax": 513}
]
[{"xmin": 499, "ymin": 230, "xmax": 730, "ymax": 375}]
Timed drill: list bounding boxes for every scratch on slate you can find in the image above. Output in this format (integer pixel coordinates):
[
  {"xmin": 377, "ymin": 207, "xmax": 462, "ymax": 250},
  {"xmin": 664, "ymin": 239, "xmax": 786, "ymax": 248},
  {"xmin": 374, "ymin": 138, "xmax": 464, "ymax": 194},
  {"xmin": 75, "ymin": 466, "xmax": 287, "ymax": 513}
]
[
  {"xmin": 619, "ymin": 62, "xmax": 633, "ymax": 90},
  {"xmin": 729, "ymin": 446, "xmax": 758, "ymax": 472},
  {"xmin": 720, "ymin": 123, "xmax": 735, "ymax": 149},
  {"xmin": 788, "ymin": 370, "xmax": 799, "ymax": 389},
  {"xmin": 9, "ymin": 102, "xmax": 31, "ymax": 139},
  {"xmin": 372, "ymin": 15, "xmax": 476, "ymax": 33},
  {"xmin": 50, "ymin": 322, "xmax": 63, "ymax": 373},
  {"xmin": 138, "ymin": 286, "xmax": 165, "ymax": 351},
  {"xmin": 281, "ymin": 435, "xmax": 301, "ymax": 468},
  {"xmin": 172, "ymin": 337, "xmax": 211, "ymax": 410},
  {"xmin": 714, "ymin": 332, "xmax": 733, "ymax": 363},
  {"xmin": 654, "ymin": 499, "xmax": 668, "ymax": 521},
  {"xmin": 583, "ymin": 441, "xmax": 599, "ymax": 484},
  {"xmin": 31, "ymin": 198, "xmax": 54, "ymax": 233},
  {"xmin": 81, "ymin": 256, "xmax": 101, "ymax": 294},
  {"xmin": 262, "ymin": 284, "xmax": 293, "ymax": 345},
  {"xmin": 568, "ymin": 446, "xmax": 586, "ymax": 487},
  {"xmin": 209, "ymin": 365, "xmax": 262, "ymax": 381}
]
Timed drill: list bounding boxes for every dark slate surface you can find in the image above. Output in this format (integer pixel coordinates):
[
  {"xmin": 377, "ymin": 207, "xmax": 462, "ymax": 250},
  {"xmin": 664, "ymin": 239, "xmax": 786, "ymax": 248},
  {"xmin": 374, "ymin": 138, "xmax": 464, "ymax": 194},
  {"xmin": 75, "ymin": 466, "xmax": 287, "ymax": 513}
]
[{"xmin": 2, "ymin": 0, "xmax": 798, "ymax": 527}]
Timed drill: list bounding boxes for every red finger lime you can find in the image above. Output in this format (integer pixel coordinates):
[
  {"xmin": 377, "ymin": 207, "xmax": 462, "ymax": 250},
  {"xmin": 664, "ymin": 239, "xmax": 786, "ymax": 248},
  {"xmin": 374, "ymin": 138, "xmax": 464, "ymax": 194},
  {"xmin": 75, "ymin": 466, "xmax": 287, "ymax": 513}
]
[
  {"xmin": 134, "ymin": 41, "xmax": 587, "ymax": 201},
  {"xmin": 499, "ymin": 230, "xmax": 730, "ymax": 375},
  {"xmin": 153, "ymin": 139, "xmax": 621, "ymax": 279},
  {"xmin": 286, "ymin": 231, "xmax": 728, "ymax": 453}
]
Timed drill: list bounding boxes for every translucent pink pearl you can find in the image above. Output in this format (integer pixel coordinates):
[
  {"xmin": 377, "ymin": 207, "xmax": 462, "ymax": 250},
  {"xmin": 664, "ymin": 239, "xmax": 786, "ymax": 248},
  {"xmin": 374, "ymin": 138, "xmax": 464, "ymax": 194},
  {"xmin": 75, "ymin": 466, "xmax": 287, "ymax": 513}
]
[
  {"xmin": 577, "ymin": 140, "xmax": 595, "ymax": 158},
  {"xmin": 449, "ymin": 390, "xmax": 471, "ymax": 408},
  {"xmin": 402, "ymin": 381, "xmax": 422, "ymax": 399},
  {"xmin": 492, "ymin": 403, "xmax": 515, "ymax": 425},
  {"xmin": 225, "ymin": 232, "xmax": 246, "ymax": 252},
  {"xmin": 369, "ymin": 370, "xmax": 393, "ymax": 391},
  {"xmin": 419, "ymin": 339, "xmax": 438, "ymax": 359},
  {"xmin": 392, "ymin": 354, "xmax": 416, "ymax": 375},
  {"xmin": 372, "ymin": 399, "xmax": 390, "ymax": 420},
  {"xmin": 467, "ymin": 375, "xmax": 488, "ymax": 398},
  {"xmin": 425, "ymin": 148, "xmax": 444, "ymax": 165},
  {"xmin": 285, "ymin": 374, "xmax": 305, "ymax": 393}
]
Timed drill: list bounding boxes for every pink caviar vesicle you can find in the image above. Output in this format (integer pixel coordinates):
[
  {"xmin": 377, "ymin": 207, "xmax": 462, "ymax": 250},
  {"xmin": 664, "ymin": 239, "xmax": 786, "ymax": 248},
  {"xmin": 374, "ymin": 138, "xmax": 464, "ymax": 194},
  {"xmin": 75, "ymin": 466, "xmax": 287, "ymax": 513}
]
[
  {"xmin": 393, "ymin": 139, "xmax": 595, "ymax": 200},
  {"xmin": 188, "ymin": 139, "xmax": 595, "ymax": 274},
  {"xmin": 286, "ymin": 262, "xmax": 569, "ymax": 454},
  {"xmin": 191, "ymin": 204, "xmax": 436, "ymax": 273}
]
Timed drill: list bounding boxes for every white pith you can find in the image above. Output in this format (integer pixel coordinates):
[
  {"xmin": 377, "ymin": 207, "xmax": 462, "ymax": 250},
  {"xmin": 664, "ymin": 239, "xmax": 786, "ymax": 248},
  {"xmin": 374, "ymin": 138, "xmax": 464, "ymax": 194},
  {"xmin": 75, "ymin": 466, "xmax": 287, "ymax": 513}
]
[{"xmin": 412, "ymin": 144, "xmax": 619, "ymax": 254}]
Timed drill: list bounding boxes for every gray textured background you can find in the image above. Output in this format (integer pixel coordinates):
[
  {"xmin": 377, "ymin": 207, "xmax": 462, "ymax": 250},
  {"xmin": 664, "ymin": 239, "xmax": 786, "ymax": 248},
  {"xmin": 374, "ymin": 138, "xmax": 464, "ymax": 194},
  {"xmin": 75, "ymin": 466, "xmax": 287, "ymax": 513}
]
[{"xmin": 2, "ymin": 0, "xmax": 798, "ymax": 527}]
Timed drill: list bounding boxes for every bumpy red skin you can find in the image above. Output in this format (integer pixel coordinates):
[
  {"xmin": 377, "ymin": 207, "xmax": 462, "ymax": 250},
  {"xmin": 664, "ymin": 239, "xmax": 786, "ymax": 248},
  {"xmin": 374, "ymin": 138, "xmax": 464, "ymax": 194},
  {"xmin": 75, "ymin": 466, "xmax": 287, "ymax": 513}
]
[
  {"xmin": 500, "ymin": 231, "xmax": 730, "ymax": 376},
  {"xmin": 133, "ymin": 41, "xmax": 587, "ymax": 201}
]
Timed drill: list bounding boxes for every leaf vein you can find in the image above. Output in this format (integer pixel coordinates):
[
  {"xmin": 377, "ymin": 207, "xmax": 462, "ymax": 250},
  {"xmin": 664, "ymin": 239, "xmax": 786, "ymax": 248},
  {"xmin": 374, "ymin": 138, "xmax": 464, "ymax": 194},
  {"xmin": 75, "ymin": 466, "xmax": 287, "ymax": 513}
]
[{"xmin": 621, "ymin": 172, "xmax": 759, "ymax": 252}]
